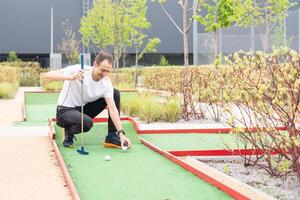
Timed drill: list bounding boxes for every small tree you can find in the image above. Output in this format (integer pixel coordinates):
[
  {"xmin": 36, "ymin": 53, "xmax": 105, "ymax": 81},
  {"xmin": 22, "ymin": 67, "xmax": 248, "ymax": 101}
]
[
  {"xmin": 58, "ymin": 19, "xmax": 80, "ymax": 64},
  {"xmin": 236, "ymin": 0, "xmax": 295, "ymax": 52},
  {"xmin": 80, "ymin": 0, "xmax": 113, "ymax": 49},
  {"xmin": 194, "ymin": 0, "xmax": 241, "ymax": 61},
  {"xmin": 155, "ymin": 0, "xmax": 202, "ymax": 120}
]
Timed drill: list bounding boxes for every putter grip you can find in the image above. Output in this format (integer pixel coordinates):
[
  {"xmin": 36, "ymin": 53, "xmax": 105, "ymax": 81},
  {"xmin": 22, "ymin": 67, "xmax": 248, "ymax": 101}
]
[{"xmin": 80, "ymin": 54, "xmax": 84, "ymax": 70}]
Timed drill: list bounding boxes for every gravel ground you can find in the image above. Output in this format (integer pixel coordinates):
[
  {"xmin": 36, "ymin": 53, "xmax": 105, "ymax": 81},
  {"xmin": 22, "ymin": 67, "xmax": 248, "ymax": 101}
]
[{"xmin": 201, "ymin": 159, "xmax": 300, "ymax": 200}]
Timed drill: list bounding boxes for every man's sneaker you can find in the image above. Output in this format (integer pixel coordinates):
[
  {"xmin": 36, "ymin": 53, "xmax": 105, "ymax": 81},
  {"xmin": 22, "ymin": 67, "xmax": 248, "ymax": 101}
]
[
  {"xmin": 104, "ymin": 132, "xmax": 121, "ymax": 148},
  {"xmin": 63, "ymin": 130, "xmax": 74, "ymax": 148}
]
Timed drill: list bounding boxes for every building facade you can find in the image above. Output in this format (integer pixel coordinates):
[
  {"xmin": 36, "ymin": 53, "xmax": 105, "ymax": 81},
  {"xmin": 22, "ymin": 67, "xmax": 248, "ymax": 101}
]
[{"xmin": 0, "ymin": 0, "xmax": 299, "ymax": 67}]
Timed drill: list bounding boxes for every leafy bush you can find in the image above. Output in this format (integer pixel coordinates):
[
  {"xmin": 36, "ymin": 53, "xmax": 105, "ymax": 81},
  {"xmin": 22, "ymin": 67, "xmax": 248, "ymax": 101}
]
[
  {"xmin": 164, "ymin": 96, "xmax": 180, "ymax": 122},
  {"xmin": 159, "ymin": 56, "xmax": 169, "ymax": 66},
  {"xmin": 0, "ymin": 82, "xmax": 17, "ymax": 99},
  {"xmin": 139, "ymin": 95, "xmax": 165, "ymax": 123},
  {"xmin": 0, "ymin": 65, "xmax": 20, "ymax": 86},
  {"xmin": 0, "ymin": 62, "xmax": 44, "ymax": 86},
  {"xmin": 44, "ymin": 81, "xmax": 63, "ymax": 91},
  {"xmin": 121, "ymin": 93, "xmax": 142, "ymax": 117},
  {"xmin": 224, "ymin": 49, "xmax": 300, "ymax": 179},
  {"xmin": 121, "ymin": 92, "xmax": 180, "ymax": 123},
  {"xmin": 40, "ymin": 72, "xmax": 63, "ymax": 91},
  {"xmin": 7, "ymin": 51, "xmax": 21, "ymax": 62}
]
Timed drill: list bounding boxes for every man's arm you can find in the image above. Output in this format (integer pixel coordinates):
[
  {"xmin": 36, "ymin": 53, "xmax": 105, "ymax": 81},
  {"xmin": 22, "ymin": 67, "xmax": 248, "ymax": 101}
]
[
  {"xmin": 105, "ymin": 97, "xmax": 132, "ymax": 148},
  {"xmin": 44, "ymin": 69, "xmax": 84, "ymax": 81}
]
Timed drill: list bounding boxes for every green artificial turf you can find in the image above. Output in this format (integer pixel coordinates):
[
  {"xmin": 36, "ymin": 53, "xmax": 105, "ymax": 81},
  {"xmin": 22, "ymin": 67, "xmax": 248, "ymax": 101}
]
[
  {"xmin": 55, "ymin": 121, "xmax": 232, "ymax": 200},
  {"xmin": 139, "ymin": 133, "xmax": 242, "ymax": 151},
  {"xmin": 23, "ymin": 91, "xmax": 138, "ymax": 123},
  {"xmin": 24, "ymin": 92, "xmax": 59, "ymax": 122}
]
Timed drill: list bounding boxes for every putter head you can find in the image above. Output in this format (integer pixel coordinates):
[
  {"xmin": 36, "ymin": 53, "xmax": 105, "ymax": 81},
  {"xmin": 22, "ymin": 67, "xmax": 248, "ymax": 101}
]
[{"xmin": 77, "ymin": 146, "xmax": 89, "ymax": 155}]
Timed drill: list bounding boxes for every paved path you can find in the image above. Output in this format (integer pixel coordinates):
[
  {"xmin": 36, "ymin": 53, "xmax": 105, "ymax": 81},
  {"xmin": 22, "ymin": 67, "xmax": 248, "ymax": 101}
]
[{"xmin": 0, "ymin": 87, "xmax": 71, "ymax": 200}]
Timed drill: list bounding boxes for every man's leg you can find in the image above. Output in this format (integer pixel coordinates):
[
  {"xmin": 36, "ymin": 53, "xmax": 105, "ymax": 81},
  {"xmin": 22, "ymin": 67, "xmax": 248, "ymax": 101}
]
[
  {"xmin": 83, "ymin": 88, "xmax": 121, "ymax": 148},
  {"xmin": 84, "ymin": 88, "xmax": 120, "ymax": 131},
  {"xmin": 56, "ymin": 106, "xmax": 93, "ymax": 147}
]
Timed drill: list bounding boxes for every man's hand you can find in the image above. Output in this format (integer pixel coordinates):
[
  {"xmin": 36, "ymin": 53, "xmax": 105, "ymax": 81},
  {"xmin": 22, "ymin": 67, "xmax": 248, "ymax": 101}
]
[
  {"xmin": 119, "ymin": 133, "xmax": 131, "ymax": 149},
  {"xmin": 71, "ymin": 70, "xmax": 84, "ymax": 81}
]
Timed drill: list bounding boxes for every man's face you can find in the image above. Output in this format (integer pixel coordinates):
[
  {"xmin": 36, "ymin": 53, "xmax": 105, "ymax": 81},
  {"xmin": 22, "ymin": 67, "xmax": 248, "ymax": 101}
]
[{"xmin": 93, "ymin": 59, "xmax": 112, "ymax": 79}]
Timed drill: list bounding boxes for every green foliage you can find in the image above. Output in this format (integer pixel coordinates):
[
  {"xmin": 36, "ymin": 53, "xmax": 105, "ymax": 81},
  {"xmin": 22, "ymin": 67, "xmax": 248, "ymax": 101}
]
[
  {"xmin": 224, "ymin": 49, "xmax": 300, "ymax": 178},
  {"xmin": 109, "ymin": 68, "xmax": 136, "ymax": 88},
  {"xmin": 0, "ymin": 65, "xmax": 20, "ymax": 86},
  {"xmin": 0, "ymin": 62, "xmax": 44, "ymax": 86},
  {"xmin": 159, "ymin": 56, "xmax": 169, "ymax": 66},
  {"xmin": 195, "ymin": 0, "xmax": 240, "ymax": 32},
  {"xmin": 40, "ymin": 72, "xmax": 63, "ymax": 91},
  {"xmin": 7, "ymin": 51, "xmax": 21, "ymax": 62},
  {"xmin": 121, "ymin": 92, "xmax": 180, "ymax": 123},
  {"xmin": 140, "ymin": 95, "xmax": 165, "ymax": 123},
  {"xmin": 164, "ymin": 96, "xmax": 180, "ymax": 122},
  {"xmin": 121, "ymin": 93, "xmax": 142, "ymax": 116},
  {"xmin": 44, "ymin": 81, "xmax": 63, "ymax": 91},
  {"xmin": 0, "ymin": 82, "xmax": 17, "ymax": 99},
  {"xmin": 138, "ymin": 38, "xmax": 161, "ymax": 62},
  {"xmin": 115, "ymin": 82, "xmax": 135, "ymax": 90},
  {"xmin": 223, "ymin": 164, "xmax": 230, "ymax": 175},
  {"xmin": 80, "ymin": 0, "xmax": 113, "ymax": 48},
  {"xmin": 236, "ymin": 0, "xmax": 295, "ymax": 51}
]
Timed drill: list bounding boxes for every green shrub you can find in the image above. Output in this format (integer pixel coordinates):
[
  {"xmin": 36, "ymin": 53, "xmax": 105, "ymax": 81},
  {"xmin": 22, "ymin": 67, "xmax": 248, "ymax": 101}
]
[
  {"xmin": 0, "ymin": 65, "xmax": 20, "ymax": 86},
  {"xmin": 0, "ymin": 82, "xmax": 17, "ymax": 99},
  {"xmin": 140, "ymin": 95, "xmax": 164, "ymax": 123},
  {"xmin": 121, "ymin": 93, "xmax": 142, "ymax": 116},
  {"xmin": 0, "ymin": 61, "xmax": 44, "ymax": 86},
  {"xmin": 164, "ymin": 96, "xmax": 180, "ymax": 122},
  {"xmin": 7, "ymin": 51, "xmax": 21, "ymax": 62},
  {"xmin": 159, "ymin": 56, "xmax": 169, "ymax": 66},
  {"xmin": 44, "ymin": 81, "xmax": 63, "ymax": 91},
  {"xmin": 115, "ymin": 82, "xmax": 135, "ymax": 90}
]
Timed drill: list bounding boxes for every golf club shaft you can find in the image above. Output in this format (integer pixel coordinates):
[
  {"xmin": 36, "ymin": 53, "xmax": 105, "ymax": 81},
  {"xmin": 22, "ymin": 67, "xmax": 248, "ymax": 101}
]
[
  {"xmin": 80, "ymin": 54, "xmax": 84, "ymax": 147},
  {"xmin": 81, "ymin": 80, "xmax": 84, "ymax": 146}
]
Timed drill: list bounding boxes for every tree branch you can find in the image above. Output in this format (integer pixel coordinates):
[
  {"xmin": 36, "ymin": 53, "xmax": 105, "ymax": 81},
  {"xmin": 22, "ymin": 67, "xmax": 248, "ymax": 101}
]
[
  {"xmin": 187, "ymin": 0, "xmax": 201, "ymax": 32},
  {"xmin": 159, "ymin": 2, "xmax": 183, "ymax": 34}
]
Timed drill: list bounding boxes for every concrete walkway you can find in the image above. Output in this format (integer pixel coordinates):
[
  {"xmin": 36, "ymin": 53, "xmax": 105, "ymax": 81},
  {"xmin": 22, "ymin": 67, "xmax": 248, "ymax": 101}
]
[{"xmin": 0, "ymin": 87, "xmax": 71, "ymax": 200}]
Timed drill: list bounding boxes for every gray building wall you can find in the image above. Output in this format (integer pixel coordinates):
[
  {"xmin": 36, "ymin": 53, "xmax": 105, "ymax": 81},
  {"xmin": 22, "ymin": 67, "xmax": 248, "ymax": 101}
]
[{"xmin": 0, "ymin": 0, "xmax": 193, "ymax": 54}]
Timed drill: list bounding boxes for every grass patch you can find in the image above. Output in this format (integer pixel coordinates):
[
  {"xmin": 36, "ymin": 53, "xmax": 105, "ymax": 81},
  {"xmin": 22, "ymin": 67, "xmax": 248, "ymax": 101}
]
[
  {"xmin": 121, "ymin": 92, "xmax": 180, "ymax": 123},
  {"xmin": 0, "ymin": 82, "xmax": 17, "ymax": 99}
]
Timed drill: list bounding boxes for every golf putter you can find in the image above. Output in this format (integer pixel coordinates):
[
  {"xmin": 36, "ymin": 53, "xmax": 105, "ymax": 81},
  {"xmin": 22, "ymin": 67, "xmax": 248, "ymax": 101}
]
[{"xmin": 77, "ymin": 54, "xmax": 89, "ymax": 155}]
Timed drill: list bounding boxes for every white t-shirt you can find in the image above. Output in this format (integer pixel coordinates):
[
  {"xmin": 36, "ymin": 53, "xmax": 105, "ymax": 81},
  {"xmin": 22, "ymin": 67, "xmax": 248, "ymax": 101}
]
[{"xmin": 57, "ymin": 64, "xmax": 114, "ymax": 107}]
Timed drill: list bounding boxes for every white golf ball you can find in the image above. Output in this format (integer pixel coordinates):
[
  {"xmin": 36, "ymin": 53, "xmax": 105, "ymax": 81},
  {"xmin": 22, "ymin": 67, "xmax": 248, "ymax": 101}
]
[{"xmin": 104, "ymin": 155, "xmax": 110, "ymax": 161}]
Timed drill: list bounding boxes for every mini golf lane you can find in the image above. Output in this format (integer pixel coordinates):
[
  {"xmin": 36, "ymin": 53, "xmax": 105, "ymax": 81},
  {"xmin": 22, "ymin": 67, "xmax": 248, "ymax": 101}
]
[
  {"xmin": 24, "ymin": 91, "xmax": 138, "ymax": 123},
  {"xmin": 24, "ymin": 92, "xmax": 59, "ymax": 122},
  {"xmin": 54, "ymin": 122, "xmax": 232, "ymax": 200},
  {"xmin": 139, "ymin": 133, "xmax": 240, "ymax": 151}
]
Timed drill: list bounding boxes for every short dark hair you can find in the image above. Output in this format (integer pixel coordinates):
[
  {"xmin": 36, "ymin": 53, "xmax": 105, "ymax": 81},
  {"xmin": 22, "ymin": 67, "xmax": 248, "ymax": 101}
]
[{"xmin": 95, "ymin": 50, "xmax": 113, "ymax": 64}]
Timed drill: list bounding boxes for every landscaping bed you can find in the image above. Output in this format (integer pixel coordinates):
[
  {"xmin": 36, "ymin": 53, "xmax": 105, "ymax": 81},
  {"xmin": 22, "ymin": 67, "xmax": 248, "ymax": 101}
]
[{"xmin": 201, "ymin": 159, "xmax": 300, "ymax": 200}]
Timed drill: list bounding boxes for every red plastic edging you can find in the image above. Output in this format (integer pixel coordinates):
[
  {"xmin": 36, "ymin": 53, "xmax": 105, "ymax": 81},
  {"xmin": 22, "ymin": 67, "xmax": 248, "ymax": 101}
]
[
  {"xmin": 48, "ymin": 119, "xmax": 81, "ymax": 200},
  {"xmin": 139, "ymin": 137, "xmax": 249, "ymax": 200},
  {"xmin": 168, "ymin": 149, "xmax": 284, "ymax": 157}
]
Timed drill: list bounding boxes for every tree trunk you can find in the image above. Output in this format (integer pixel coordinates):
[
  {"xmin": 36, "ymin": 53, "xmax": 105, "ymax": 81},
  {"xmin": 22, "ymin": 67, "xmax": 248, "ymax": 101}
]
[
  {"xmin": 135, "ymin": 49, "xmax": 138, "ymax": 67},
  {"xmin": 213, "ymin": 29, "xmax": 218, "ymax": 61},
  {"xmin": 122, "ymin": 51, "xmax": 126, "ymax": 67},
  {"xmin": 183, "ymin": 0, "xmax": 189, "ymax": 68},
  {"xmin": 135, "ymin": 49, "xmax": 139, "ymax": 87},
  {"xmin": 182, "ymin": 0, "xmax": 191, "ymax": 120}
]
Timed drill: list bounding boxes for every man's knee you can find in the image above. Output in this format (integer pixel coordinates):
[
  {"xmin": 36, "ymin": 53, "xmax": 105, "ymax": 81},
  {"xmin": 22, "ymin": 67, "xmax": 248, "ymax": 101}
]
[{"xmin": 83, "ymin": 117, "xmax": 93, "ymax": 132}]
